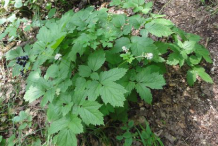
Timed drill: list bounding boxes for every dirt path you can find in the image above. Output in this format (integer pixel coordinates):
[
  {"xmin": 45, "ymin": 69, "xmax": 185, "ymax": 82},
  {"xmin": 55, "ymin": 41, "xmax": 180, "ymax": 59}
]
[{"xmin": 145, "ymin": 0, "xmax": 218, "ymax": 145}]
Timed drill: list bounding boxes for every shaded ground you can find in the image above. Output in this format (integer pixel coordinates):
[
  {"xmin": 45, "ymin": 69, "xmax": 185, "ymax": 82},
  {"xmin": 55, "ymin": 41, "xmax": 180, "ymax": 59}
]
[{"xmin": 144, "ymin": 0, "xmax": 218, "ymax": 145}]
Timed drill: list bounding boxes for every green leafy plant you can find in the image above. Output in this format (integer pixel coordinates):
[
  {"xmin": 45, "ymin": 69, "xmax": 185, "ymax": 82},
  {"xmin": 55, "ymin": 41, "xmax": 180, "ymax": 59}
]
[
  {"xmin": 0, "ymin": 111, "xmax": 32, "ymax": 146},
  {"xmin": 4, "ymin": 0, "xmax": 213, "ymax": 145},
  {"xmin": 136, "ymin": 121, "xmax": 164, "ymax": 146},
  {"xmin": 117, "ymin": 120, "xmax": 163, "ymax": 146},
  {"xmin": 116, "ymin": 121, "xmax": 137, "ymax": 146}
]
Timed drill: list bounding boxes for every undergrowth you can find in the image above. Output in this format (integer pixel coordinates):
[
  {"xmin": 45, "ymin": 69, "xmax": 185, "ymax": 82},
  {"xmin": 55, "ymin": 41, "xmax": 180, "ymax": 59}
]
[{"xmin": 1, "ymin": 0, "xmax": 213, "ymax": 145}]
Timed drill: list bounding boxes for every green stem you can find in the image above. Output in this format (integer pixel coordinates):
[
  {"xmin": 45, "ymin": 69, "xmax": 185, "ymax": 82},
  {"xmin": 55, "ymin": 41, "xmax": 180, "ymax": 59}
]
[{"xmin": 118, "ymin": 60, "xmax": 128, "ymax": 67}]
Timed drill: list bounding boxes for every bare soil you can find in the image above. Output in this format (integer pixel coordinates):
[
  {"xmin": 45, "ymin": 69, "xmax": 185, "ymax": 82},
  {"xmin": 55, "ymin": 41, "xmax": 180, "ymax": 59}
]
[{"xmin": 144, "ymin": 0, "xmax": 218, "ymax": 145}]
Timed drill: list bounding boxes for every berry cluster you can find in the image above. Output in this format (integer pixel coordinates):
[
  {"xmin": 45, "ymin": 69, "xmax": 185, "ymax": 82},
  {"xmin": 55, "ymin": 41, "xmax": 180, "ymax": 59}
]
[{"xmin": 16, "ymin": 56, "xmax": 29, "ymax": 76}]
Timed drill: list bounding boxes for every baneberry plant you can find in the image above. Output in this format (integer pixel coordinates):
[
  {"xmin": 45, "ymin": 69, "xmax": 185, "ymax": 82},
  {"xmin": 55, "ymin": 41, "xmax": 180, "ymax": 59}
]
[{"xmin": 5, "ymin": 0, "xmax": 213, "ymax": 145}]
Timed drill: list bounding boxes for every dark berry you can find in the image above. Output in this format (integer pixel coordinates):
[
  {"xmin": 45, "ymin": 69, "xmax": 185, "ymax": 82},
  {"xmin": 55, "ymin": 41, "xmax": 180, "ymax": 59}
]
[
  {"xmin": 20, "ymin": 70, "xmax": 24, "ymax": 76},
  {"xmin": 25, "ymin": 55, "xmax": 29, "ymax": 60},
  {"xmin": 23, "ymin": 62, "xmax": 26, "ymax": 67},
  {"xmin": 19, "ymin": 61, "xmax": 23, "ymax": 65}
]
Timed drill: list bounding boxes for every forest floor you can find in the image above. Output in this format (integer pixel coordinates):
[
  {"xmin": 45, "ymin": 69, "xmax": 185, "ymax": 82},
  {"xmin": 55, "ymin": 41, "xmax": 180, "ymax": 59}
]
[
  {"xmin": 146, "ymin": 0, "xmax": 218, "ymax": 145},
  {"xmin": 0, "ymin": 0, "xmax": 218, "ymax": 145}
]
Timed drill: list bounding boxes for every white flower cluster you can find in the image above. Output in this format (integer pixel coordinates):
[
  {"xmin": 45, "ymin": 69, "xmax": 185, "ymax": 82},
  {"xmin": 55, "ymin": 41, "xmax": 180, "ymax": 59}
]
[
  {"xmin": 54, "ymin": 53, "xmax": 62, "ymax": 60},
  {"xmin": 142, "ymin": 53, "xmax": 153, "ymax": 60},
  {"xmin": 122, "ymin": 46, "xmax": 129, "ymax": 53}
]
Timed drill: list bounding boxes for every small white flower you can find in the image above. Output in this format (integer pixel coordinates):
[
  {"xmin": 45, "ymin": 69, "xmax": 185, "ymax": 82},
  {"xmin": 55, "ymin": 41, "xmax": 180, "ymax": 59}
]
[
  {"xmin": 56, "ymin": 88, "xmax": 61, "ymax": 95},
  {"xmin": 141, "ymin": 53, "xmax": 153, "ymax": 60},
  {"xmin": 122, "ymin": 46, "xmax": 129, "ymax": 53},
  {"xmin": 146, "ymin": 53, "xmax": 153, "ymax": 60},
  {"xmin": 54, "ymin": 53, "xmax": 62, "ymax": 60}
]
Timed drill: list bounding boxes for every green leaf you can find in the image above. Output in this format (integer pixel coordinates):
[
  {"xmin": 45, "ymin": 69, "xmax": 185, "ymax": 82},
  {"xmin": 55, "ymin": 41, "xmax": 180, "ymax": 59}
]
[
  {"xmin": 187, "ymin": 70, "xmax": 197, "ymax": 86},
  {"xmin": 100, "ymin": 104, "xmax": 115, "ymax": 116},
  {"xmin": 145, "ymin": 22, "xmax": 173, "ymax": 37},
  {"xmin": 124, "ymin": 137, "xmax": 133, "ymax": 146},
  {"xmin": 123, "ymin": 1, "xmax": 137, "ymax": 9},
  {"xmin": 19, "ymin": 123, "xmax": 28, "ymax": 130},
  {"xmin": 123, "ymin": 24, "xmax": 132, "ymax": 35},
  {"xmin": 41, "ymin": 88, "xmax": 56, "ymax": 106},
  {"xmin": 134, "ymin": 67, "xmax": 165, "ymax": 104},
  {"xmin": 187, "ymin": 66, "xmax": 213, "ymax": 86},
  {"xmin": 48, "ymin": 8, "xmax": 56, "ymax": 18},
  {"xmin": 78, "ymin": 101, "xmax": 104, "ymax": 125},
  {"xmin": 68, "ymin": 43, "xmax": 85, "ymax": 62},
  {"xmin": 47, "ymin": 104, "xmax": 62, "ymax": 121},
  {"xmin": 195, "ymin": 44, "xmax": 212, "ymax": 63},
  {"xmin": 178, "ymin": 40, "xmax": 196, "ymax": 54},
  {"xmin": 167, "ymin": 52, "xmax": 184, "ymax": 66},
  {"xmin": 56, "ymin": 129, "xmax": 77, "ymax": 146},
  {"xmin": 135, "ymin": 83, "xmax": 152, "ymax": 104},
  {"xmin": 193, "ymin": 67, "xmax": 213, "ymax": 83},
  {"xmin": 100, "ymin": 81, "xmax": 127, "ymax": 107},
  {"xmin": 110, "ymin": 0, "xmax": 122, "ymax": 6},
  {"xmin": 130, "ymin": 36, "xmax": 155, "ymax": 57},
  {"xmin": 7, "ymin": 134, "xmax": 15, "ymax": 146},
  {"xmin": 136, "ymin": 70, "xmax": 165, "ymax": 89},
  {"xmin": 14, "ymin": 0, "xmax": 22, "ymax": 8},
  {"xmin": 0, "ymin": 18, "xmax": 7, "ymax": 25},
  {"xmin": 48, "ymin": 114, "xmax": 83, "ymax": 135},
  {"xmin": 59, "ymin": 79, "xmax": 72, "ymax": 92},
  {"xmin": 129, "ymin": 15, "xmax": 144, "ymax": 29},
  {"xmin": 50, "ymin": 32, "xmax": 66, "ymax": 50},
  {"xmin": 111, "ymin": 37, "xmax": 131, "ymax": 53},
  {"xmin": 24, "ymin": 85, "xmax": 45, "ymax": 103},
  {"xmin": 151, "ymin": 18, "xmax": 174, "ymax": 26},
  {"xmin": 5, "ymin": 47, "xmax": 23, "ymax": 60},
  {"xmin": 140, "ymin": 29, "xmax": 148, "ymax": 38},
  {"xmin": 48, "ymin": 117, "xmax": 68, "ymax": 135},
  {"xmin": 67, "ymin": 115, "xmax": 83, "ymax": 134},
  {"xmin": 79, "ymin": 65, "xmax": 92, "ymax": 78},
  {"xmin": 90, "ymin": 72, "xmax": 99, "ymax": 80},
  {"xmin": 100, "ymin": 68, "xmax": 127, "ymax": 83},
  {"xmin": 88, "ymin": 50, "xmax": 105, "ymax": 71},
  {"xmin": 87, "ymin": 81, "xmax": 102, "ymax": 101},
  {"xmin": 142, "ymin": 2, "xmax": 153, "ymax": 14},
  {"xmin": 45, "ymin": 64, "xmax": 59, "ymax": 79},
  {"xmin": 187, "ymin": 55, "xmax": 202, "ymax": 66},
  {"xmin": 13, "ymin": 111, "xmax": 28, "ymax": 123},
  {"xmin": 62, "ymin": 102, "xmax": 74, "ymax": 116},
  {"xmin": 112, "ymin": 15, "xmax": 126, "ymax": 28}
]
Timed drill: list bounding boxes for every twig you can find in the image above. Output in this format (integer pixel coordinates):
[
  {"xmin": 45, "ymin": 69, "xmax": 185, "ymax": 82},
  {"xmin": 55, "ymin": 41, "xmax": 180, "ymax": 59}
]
[{"xmin": 158, "ymin": 0, "xmax": 174, "ymax": 14}]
